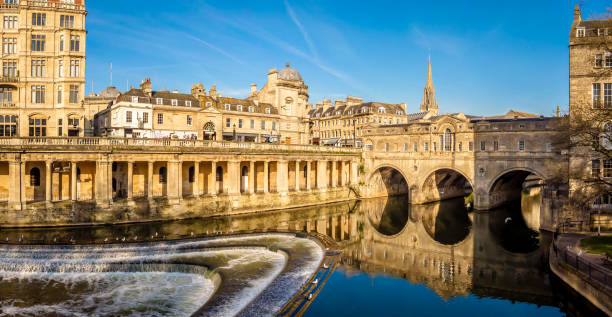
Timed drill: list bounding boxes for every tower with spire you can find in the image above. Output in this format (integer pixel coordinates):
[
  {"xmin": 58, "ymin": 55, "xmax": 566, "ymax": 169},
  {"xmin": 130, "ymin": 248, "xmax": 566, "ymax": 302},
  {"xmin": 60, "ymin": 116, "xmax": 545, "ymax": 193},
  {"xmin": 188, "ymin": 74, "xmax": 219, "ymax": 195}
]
[{"xmin": 420, "ymin": 56, "xmax": 439, "ymax": 116}]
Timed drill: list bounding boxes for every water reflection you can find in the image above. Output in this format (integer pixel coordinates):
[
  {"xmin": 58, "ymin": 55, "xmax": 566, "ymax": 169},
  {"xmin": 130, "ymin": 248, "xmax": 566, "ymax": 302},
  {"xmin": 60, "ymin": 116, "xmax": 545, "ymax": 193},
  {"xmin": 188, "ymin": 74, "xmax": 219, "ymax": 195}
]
[{"xmin": 0, "ymin": 196, "xmax": 605, "ymax": 316}]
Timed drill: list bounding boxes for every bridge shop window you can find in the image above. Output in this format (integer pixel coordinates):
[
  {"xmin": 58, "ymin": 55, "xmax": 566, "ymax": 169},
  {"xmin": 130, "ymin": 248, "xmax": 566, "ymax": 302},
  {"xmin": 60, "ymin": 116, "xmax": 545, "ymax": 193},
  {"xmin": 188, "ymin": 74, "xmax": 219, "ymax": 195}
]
[
  {"xmin": 28, "ymin": 116, "xmax": 46, "ymax": 136},
  {"xmin": 29, "ymin": 167, "xmax": 40, "ymax": 187},
  {"xmin": 0, "ymin": 115, "xmax": 17, "ymax": 137},
  {"xmin": 518, "ymin": 140, "xmax": 525, "ymax": 152}
]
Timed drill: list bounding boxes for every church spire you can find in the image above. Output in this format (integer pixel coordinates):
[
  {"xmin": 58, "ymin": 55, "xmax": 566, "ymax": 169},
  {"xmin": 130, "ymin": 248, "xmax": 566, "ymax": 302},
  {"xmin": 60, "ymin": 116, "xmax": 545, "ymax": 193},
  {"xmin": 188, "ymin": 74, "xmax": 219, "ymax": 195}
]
[{"xmin": 420, "ymin": 56, "xmax": 439, "ymax": 115}]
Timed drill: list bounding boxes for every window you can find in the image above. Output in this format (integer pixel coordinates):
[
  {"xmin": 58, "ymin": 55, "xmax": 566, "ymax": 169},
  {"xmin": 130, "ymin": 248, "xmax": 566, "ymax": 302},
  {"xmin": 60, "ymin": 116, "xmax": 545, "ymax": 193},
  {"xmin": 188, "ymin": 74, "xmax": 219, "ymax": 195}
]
[
  {"xmin": 171, "ymin": 99, "xmax": 178, "ymax": 106},
  {"xmin": 159, "ymin": 167, "xmax": 167, "ymax": 184},
  {"xmin": 493, "ymin": 140, "xmax": 499, "ymax": 152},
  {"xmin": 125, "ymin": 111, "xmax": 132, "ymax": 123},
  {"xmin": 157, "ymin": 113, "xmax": 163, "ymax": 125},
  {"xmin": 32, "ymin": 13, "xmax": 46, "ymax": 26},
  {"xmin": 31, "ymin": 59, "xmax": 46, "ymax": 77},
  {"xmin": 58, "ymin": 60, "xmax": 64, "ymax": 77},
  {"xmin": 272, "ymin": 122, "xmax": 276, "ymax": 130},
  {"xmin": 57, "ymin": 86, "xmax": 62, "ymax": 104},
  {"xmin": 70, "ymin": 35, "xmax": 80, "ymax": 52},
  {"xmin": 187, "ymin": 115, "xmax": 192, "ymax": 126},
  {"xmin": 605, "ymin": 83, "xmax": 612, "ymax": 107},
  {"xmin": 2, "ymin": 38, "xmax": 16, "ymax": 55},
  {"xmin": 30, "ymin": 168, "xmax": 40, "ymax": 187},
  {"xmin": 444, "ymin": 129, "xmax": 452, "ymax": 152},
  {"xmin": 433, "ymin": 142, "xmax": 437, "ymax": 152},
  {"xmin": 226, "ymin": 118, "xmax": 230, "ymax": 128},
  {"xmin": 224, "ymin": 104, "xmax": 230, "ymax": 110},
  {"xmin": 604, "ymin": 159, "xmax": 612, "ymax": 177},
  {"xmin": 28, "ymin": 117, "xmax": 47, "ymax": 136},
  {"xmin": 238, "ymin": 119, "xmax": 243, "ymax": 128},
  {"xmin": 413, "ymin": 142, "xmax": 418, "ymax": 152},
  {"xmin": 480, "ymin": 141, "xmax": 486, "ymax": 151},
  {"xmin": 577, "ymin": 28, "xmax": 585, "ymax": 37},
  {"xmin": 378, "ymin": 107, "xmax": 386, "ymax": 113},
  {"xmin": 606, "ymin": 52, "xmax": 612, "ymax": 67},
  {"xmin": 265, "ymin": 108, "xmax": 271, "ymax": 114},
  {"xmin": 59, "ymin": 35, "xmax": 64, "ymax": 51},
  {"xmin": 403, "ymin": 143, "xmax": 408, "ymax": 152},
  {"xmin": 469, "ymin": 141, "xmax": 473, "ymax": 152},
  {"xmin": 596, "ymin": 54, "xmax": 603, "ymax": 67},
  {"xmin": 143, "ymin": 112, "xmax": 149, "ymax": 124},
  {"xmin": 185, "ymin": 101, "xmax": 192, "ymax": 107},
  {"xmin": 248, "ymin": 106, "xmax": 254, "ymax": 112},
  {"xmin": 216, "ymin": 166, "xmax": 223, "ymax": 181},
  {"xmin": 385, "ymin": 143, "xmax": 389, "ymax": 152},
  {"xmin": 458, "ymin": 142, "xmax": 463, "ymax": 152},
  {"xmin": 68, "ymin": 117, "xmax": 79, "ymax": 127},
  {"xmin": 261, "ymin": 120, "xmax": 266, "ymax": 130},
  {"xmin": 69, "ymin": 60, "xmax": 80, "ymax": 77},
  {"xmin": 250, "ymin": 119, "xmax": 254, "ymax": 129},
  {"xmin": 60, "ymin": 15, "xmax": 74, "ymax": 28},
  {"xmin": 0, "ymin": 87, "xmax": 12, "ymax": 105},
  {"xmin": 58, "ymin": 118, "xmax": 62, "ymax": 136},
  {"xmin": 2, "ymin": 60, "xmax": 16, "ymax": 78},
  {"xmin": 3, "ymin": 16, "xmax": 17, "ymax": 29},
  {"xmin": 31, "ymin": 85, "xmax": 45, "ymax": 103},
  {"xmin": 424, "ymin": 142, "xmax": 429, "ymax": 152},
  {"xmin": 546, "ymin": 142, "xmax": 551, "ymax": 153},
  {"xmin": 31, "ymin": 35, "xmax": 45, "ymax": 51},
  {"xmin": 0, "ymin": 115, "xmax": 17, "ymax": 137},
  {"xmin": 237, "ymin": 105, "xmax": 242, "ymax": 111},
  {"xmin": 188, "ymin": 166, "xmax": 195, "ymax": 183},
  {"xmin": 155, "ymin": 98, "xmax": 162, "ymax": 104},
  {"xmin": 69, "ymin": 85, "xmax": 79, "ymax": 103},
  {"xmin": 518, "ymin": 140, "xmax": 525, "ymax": 152},
  {"xmin": 593, "ymin": 83, "xmax": 602, "ymax": 107},
  {"xmin": 592, "ymin": 160, "xmax": 601, "ymax": 178}
]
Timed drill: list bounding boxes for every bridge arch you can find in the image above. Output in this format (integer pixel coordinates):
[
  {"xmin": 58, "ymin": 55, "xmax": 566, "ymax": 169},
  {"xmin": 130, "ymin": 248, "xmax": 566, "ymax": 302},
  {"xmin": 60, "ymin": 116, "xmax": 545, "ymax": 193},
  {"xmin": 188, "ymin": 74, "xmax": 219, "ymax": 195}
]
[
  {"xmin": 416, "ymin": 167, "xmax": 473, "ymax": 205},
  {"xmin": 366, "ymin": 164, "xmax": 409, "ymax": 198},
  {"xmin": 485, "ymin": 167, "xmax": 546, "ymax": 211}
]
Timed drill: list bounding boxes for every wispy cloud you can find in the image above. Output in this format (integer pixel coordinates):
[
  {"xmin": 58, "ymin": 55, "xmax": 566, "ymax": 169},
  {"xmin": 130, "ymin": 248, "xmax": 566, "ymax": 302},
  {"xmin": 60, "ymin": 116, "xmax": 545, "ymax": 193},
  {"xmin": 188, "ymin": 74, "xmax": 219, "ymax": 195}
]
[
  {"xmin": 410, "ymin": 26, "xmax": 466, "ymax": 56},
  {"xmin": 183, "ymin": 33, "xmax": 246, "ymax": 65},
  {"xmin": 284, "ymin": 0, "xmax": 318, "ymax": 59}
]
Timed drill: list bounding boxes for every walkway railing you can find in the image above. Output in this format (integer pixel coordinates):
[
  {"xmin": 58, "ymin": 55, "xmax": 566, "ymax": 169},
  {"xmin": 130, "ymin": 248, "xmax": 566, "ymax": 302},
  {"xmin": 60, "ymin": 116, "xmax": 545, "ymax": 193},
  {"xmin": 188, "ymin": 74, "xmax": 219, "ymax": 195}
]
[
  {"xmin": 553, "ymin": 241, "xmax": 611, "ymax": 287},
  {"xmin": 0, "ymin": 137, "xmax": 362, "ymax": 153}
]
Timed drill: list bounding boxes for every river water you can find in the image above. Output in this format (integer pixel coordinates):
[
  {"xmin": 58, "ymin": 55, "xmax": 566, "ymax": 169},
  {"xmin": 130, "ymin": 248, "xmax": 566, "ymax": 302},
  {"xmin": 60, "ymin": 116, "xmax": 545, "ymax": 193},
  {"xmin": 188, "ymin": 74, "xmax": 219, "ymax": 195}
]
[{"xmin": 0, "ymin": 197, "xmax": 606, "ymax": 316}]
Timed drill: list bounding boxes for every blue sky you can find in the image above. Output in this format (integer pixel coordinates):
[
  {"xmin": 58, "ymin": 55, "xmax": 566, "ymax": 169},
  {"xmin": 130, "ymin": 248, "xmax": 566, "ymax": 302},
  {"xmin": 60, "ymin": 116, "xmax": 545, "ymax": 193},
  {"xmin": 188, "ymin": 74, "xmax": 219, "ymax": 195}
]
[{"xmin": 85, "ymin": 0, "xmax": 608, "ymax": 116}]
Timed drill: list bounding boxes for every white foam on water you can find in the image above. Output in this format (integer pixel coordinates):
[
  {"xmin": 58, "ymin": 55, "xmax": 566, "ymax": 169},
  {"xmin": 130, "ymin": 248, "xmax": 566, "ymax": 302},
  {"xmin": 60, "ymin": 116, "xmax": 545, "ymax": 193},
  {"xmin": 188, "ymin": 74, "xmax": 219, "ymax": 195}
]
[{"xmin": 0, "ymin": 272, "xmax": 215, "ymax": 317}]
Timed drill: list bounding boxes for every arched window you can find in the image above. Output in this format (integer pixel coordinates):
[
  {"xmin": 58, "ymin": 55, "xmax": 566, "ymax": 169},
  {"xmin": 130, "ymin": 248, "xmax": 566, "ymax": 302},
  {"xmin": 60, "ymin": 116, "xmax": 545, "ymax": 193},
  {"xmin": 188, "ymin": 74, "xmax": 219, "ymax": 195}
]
[
  {"xmin": 159, "ymin": 167, "xmax": 167, "ymax": 184},
  {"xmin": 444, "ymin": 128, "xmax": 452, "ymax": 152},
  {"xmin": 30, "ymin": 167, "xmax": 40, "ymax": 186},
  {"xmin": 188, "ymin": 166, "xmax": 195, "ymax": 183},
  {"xmin": 216, "ymin": 166, "xmax": 223, "ymax": 181}
]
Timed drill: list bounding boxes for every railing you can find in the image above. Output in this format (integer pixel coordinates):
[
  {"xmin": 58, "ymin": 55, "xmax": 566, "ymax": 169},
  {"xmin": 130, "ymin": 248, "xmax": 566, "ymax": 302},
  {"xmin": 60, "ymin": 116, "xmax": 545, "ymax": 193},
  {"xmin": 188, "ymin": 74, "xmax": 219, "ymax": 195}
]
[
  {"xmin": 0, "ymin": 76, "xmax": 18, "ymax": 83},
  {"xmin": 554, "ymin": 243, "xmax": 611, "ymax": 287},
  {"xmin": 0, "ymin": 103, "xmax": 16, "ymax": 108},
  {"xmin": 0, "ymin": 1, "xmax": 86, "ymax": 11},
  {"xmin": 0, "ymin": 137, "xmax": 363, "ymax": 153}
]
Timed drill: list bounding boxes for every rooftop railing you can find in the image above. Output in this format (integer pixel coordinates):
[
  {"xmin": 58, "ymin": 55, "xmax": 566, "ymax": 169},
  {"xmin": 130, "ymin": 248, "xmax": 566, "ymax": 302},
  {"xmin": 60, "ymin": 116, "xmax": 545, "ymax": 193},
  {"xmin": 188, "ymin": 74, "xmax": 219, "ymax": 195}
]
[
  {"xmin": 0, "ymin": 137, "xmax": 363, "ymax": 153},
  {"xmin": 0, "ymin": 1, "xmax": 86, "ymax": 11}
]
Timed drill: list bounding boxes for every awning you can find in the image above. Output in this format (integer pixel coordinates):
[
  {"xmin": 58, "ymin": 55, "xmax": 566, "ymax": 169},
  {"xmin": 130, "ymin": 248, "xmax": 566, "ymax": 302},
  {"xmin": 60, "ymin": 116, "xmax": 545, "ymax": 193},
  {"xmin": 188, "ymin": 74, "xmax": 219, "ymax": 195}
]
[{"xmin": 325, "ymin": 138, "xmax": 340, "ymax": 145}]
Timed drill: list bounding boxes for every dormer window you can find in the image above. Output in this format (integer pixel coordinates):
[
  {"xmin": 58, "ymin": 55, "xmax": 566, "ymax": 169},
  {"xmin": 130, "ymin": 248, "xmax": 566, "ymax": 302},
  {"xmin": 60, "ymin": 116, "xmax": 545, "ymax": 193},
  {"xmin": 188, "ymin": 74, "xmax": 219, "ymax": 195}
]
[
  {"xmin": 248, "ymin": 106, "xmax": 254, "ymax": 112},
  {"xmin": 378, "ymin": 107, "xmax": 386, "ymax": 114},
  {"xmin": 336, "ymin": 111, "xmax": 340, "ymax": 115},
  {"xmin": 185, "ymin": 101, "xmax": 192, "ymax": 107},
  {"xmin": 156, "ymin": 98, "xmax": 163, "ymax": 105},
  {"xmin": 237, "ymin": 105, "xmax": 243, "ymax": 111},
  {"xmin": 361, "ymin": 107, "xmax": 368, "ymax": 113},
  {"xmin": 265, "ymin": 108, "xmax": 270, "ymax": 114},
  {"xmin": 171, "ymin": 99, "xmax": 178, "ymax": 106},
  {"xmin": 131, "ymin": 96, "xmax": 138, "ymax": 103},
  {"xmin": 224, "ymin": 104, "xmax": 231, "ymax": 111},
  {"xmin": 577, "ymin": 27, "xmax": 585, "ymax": 37},
  {"xmin": 396, "ymin": 111, "xmax": 403, "ymax": 115},
  {"xmin": 206, "ymin": 102, "xmax": 212, "ymax": 107}
]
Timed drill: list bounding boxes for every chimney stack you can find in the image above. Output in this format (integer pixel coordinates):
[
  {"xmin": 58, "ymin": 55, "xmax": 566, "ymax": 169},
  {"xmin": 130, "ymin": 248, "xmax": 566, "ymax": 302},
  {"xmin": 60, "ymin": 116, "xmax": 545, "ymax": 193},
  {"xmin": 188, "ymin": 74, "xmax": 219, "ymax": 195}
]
[
  {"xmin": 140, "ymin": 77, "xmax": 152, "ymax": 96},
  {"xmin": 574, "ymin": 5, "xmax": 582, "ymax": 22},
  {"xmin": 250, "ymin": 84, "xmax": 257, "ymax": 97},
  {"xmin": 209, "ymin": 85, "xmax": 217, "ymax": 98}
]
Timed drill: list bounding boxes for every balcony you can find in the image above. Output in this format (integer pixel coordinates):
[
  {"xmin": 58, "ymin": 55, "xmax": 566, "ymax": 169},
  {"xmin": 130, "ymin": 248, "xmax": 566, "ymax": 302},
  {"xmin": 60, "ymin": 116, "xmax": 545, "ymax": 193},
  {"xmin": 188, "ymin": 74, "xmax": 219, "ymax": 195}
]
[
  {"xmin": 0, "ymin": 76, "xmax": 18, "ymax": 84},
  {"xmin": 0, "ymin": 102, "xmax": 16, "ymax": 108}
]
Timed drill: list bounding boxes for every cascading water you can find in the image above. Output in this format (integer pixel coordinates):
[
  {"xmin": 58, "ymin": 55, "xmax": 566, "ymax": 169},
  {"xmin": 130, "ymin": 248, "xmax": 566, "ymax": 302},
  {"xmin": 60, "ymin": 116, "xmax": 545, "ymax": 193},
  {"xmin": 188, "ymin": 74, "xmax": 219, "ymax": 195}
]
[{"xmin": 0, "ymin": 234, "xmax": 323, "ymax": 317}]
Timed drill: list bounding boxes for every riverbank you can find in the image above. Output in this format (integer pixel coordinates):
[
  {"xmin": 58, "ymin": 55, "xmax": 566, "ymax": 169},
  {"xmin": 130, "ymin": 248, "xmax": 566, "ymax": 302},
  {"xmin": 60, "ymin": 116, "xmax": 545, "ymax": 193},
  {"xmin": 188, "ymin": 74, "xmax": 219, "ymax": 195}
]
[{"xmin": 550, "ymin": 234, "xmax": 612, "ymax": 316}]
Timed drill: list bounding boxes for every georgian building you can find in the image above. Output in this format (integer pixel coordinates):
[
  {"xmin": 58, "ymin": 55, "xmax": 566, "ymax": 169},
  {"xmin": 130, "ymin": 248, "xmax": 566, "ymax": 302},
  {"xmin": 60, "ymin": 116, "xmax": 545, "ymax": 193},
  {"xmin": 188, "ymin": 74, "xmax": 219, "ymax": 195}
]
[{"xmin": 0, "ymin": 0, "xmax": 87, "ymax": 137}]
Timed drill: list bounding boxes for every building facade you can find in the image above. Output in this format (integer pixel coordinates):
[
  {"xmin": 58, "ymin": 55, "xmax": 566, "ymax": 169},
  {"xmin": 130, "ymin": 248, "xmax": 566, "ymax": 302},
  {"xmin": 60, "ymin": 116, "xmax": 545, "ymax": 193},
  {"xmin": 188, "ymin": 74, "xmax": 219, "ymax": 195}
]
[{"xmin": 0, "ymin": 0, "xmax": 87, "ymax": 138}]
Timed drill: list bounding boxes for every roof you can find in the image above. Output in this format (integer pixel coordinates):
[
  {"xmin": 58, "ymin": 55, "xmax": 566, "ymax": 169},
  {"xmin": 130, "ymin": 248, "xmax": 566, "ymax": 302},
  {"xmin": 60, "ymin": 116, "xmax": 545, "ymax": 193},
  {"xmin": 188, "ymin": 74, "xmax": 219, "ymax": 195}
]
[
  {"xmin": 215, "ymin": 96, "xmax": 278, "ymax": 115},
  {"xmin": 406, "ymin": 112, "xmax": 429, "ymax": 120},
  {"xmin": 117, "ymin": 88, "xmax": 200, "ymax": 107},
  {"xmin": 277, "ymin": 62, "xmax": 303, "ymax": 81},
  {"xmin": 309, "ymin": 101, "xmax": 405, "ymax": 119},
  {"xmin": 99, "ymin": 86, "xmax": 121, "ymax": 98}
]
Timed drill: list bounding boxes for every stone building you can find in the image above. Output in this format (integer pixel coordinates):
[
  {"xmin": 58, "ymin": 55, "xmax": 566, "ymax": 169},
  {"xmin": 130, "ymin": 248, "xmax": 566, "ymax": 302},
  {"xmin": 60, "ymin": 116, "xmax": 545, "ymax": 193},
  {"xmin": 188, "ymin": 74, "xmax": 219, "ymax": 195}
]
[
  {"xmin": 0, "ymin": 0, "xmax": 87, "ymax": 137},
  {"xmin": 83, "ymin": 85, "xmax": 120, "ymax": 136},
  {"xmin": 568, "ymin": 5, "xmax": 612, "ymax": 209}
]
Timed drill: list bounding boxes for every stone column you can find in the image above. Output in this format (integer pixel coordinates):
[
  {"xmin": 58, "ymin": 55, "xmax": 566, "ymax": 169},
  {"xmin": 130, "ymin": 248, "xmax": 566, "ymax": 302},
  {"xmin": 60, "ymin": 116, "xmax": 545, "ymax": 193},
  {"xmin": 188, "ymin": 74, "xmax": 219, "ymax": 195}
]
[
  {"xmin": 126, "ymin": 161, "xmax": 134, "ymax": 201},
  {"xmin": 331, "ymin": 161, "xmax": 338, "ymax": 188},
  {"xmin": 317, "ymin": 160, "xmax": 327, "ymax": 190},
  {"xmin": 249, "ymin": 161, "xmax": 255, "ymax": 194},
  {"xmin": 193, "ymin": 161, "xmax": 200, "ymax": 197},
  {"xmin": 306, "ymin": 161, "xmax": 311, "ymax": 190},
  {"xmin": 209, "ymin": 161, "xmax": 217, "ymax": 195},
  {"xmin": 227, "ymin": 160, "xmax": 241, "ymax": 195},
  {"xmin": 95, "ymin": 160, "xmax": 111, "ymax": 206},
  {"xmin": 8, "ymin": 160, "xmax": 23, "ymax": 210},
  {"xmin": 71, "ymin": 161, "xmax": 78, "ymax": 201},
  {"xmin": 350, "ymin": 161, "xmax": 358, "ymax": 185},
  {"xmin": 147, "ymin": 161, "xmax": 154, "ymax": 199},
  {"xmin": 295, "ymin": 160, "xmax": 301, "ymax": 191},
  {"xmin": 107, "ymin": 160, "xmax": 113, "ymax": 203},
  {"xmin": 277, "ymin": 160, "xmax": 289, "ymax": 194},
  {"xmin": 45, "ymin": 161, "xmax": 52, "ymax": 202},
  {"xmin": 177, "ymin": 161, "xmax": 183, "ymax": 200},
  {"xmin": 167, "ymin": 161, "xmax": 180, "ymax": 204},
  {"xmin": 263, "ymin": 161, "xmax": 269, "ymax": 194}
]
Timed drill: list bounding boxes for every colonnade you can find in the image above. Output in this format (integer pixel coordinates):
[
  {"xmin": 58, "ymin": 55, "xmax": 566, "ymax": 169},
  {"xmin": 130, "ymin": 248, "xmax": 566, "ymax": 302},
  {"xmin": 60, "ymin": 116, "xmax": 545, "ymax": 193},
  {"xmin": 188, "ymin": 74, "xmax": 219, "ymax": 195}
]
[{"xmin": 0, "ymin": 157, "xmax": 359, "ymax": 210}]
